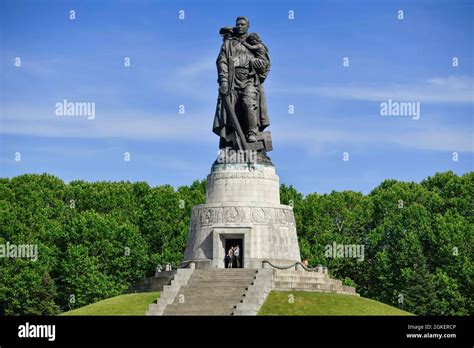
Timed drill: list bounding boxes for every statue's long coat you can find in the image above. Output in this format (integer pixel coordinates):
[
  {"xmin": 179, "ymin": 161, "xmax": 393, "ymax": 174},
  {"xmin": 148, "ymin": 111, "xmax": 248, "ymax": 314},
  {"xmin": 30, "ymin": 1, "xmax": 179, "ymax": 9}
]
[{"xmin": 212, "ymin": 36, "xmax": 270, "ymax": 144}]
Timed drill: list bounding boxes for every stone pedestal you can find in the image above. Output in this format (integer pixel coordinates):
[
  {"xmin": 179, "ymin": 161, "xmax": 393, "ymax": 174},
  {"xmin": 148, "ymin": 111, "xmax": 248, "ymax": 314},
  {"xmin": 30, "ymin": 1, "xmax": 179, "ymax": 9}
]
[{"xmin": 183, "ymin": 162, "xmax": 301, "ymax": 269}]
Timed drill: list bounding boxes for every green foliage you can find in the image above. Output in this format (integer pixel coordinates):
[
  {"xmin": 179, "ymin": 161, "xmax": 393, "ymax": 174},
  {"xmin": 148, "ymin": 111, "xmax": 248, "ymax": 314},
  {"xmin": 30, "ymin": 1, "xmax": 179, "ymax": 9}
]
[
  {"xmin": 0, "ymin": 175, "xmax": 205, "ymax": 315},
  {"xmin": 295, "ymin": 171, "xmax": 473, "ymax": 316},
  {"xmin": 0, "ymin": 171, "xmax": 471, "ymax": 316},
  {"xmin": 398, "ymin": 251, "xmax": 438, "ymax": 315},
  {"xmin": 342, "ymin": 277, "xmax": 356, "ymax": 287}
]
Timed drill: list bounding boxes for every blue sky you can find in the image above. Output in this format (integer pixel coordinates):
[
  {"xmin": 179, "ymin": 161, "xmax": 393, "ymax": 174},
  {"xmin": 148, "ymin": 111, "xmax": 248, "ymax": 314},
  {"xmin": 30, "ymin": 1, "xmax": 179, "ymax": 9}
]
[{"xmin": 1, "ymin": 0, "xmax": 472, "ymax": 194}]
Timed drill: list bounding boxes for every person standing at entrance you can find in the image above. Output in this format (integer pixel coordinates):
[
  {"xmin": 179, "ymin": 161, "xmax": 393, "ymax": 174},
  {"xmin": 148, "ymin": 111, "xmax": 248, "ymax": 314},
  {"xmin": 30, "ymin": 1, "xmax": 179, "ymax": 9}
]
[
  {"xmin": 226, "ymin": 247, "xmax": 234, "ymax": 268},
  {"xmin": 234, "ymin": 244, "xmax": 241, "ymax": 268}
]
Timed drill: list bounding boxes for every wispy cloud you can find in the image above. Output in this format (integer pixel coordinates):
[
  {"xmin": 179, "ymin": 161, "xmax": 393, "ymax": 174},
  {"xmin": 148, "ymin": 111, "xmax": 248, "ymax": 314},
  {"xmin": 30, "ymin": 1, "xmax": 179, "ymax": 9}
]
[
  {"xmin": 3, "ymin": 102, "xmax": 471, "ymax": 153},
  {"xmin": 1, "ymin": 106, "xmax": 214, "ymax": 142},
  {"xmin": 273, "ymin": 76, "xmax": 474, "ymax": 103},
  {"xmin": 176, "ymin": 55, "xmax": 215, "ymax": 78},
  {"xmin": 273, "ymin": 119, "xmax": 473, "ymax": 153}
]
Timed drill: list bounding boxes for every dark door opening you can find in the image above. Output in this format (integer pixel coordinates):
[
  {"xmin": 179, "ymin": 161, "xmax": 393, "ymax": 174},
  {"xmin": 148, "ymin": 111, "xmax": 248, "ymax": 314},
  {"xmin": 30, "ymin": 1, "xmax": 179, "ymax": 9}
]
[{"xmin": 224, "ymin": 238, "xmax": 243, "ymax": 268}]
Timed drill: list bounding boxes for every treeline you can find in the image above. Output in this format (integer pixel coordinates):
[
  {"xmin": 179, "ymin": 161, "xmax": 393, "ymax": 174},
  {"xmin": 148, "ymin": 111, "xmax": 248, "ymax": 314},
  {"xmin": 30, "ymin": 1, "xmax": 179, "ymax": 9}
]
[{"xmin": 0, "ymin": 171, "xmax": 472, "ymax": 315}]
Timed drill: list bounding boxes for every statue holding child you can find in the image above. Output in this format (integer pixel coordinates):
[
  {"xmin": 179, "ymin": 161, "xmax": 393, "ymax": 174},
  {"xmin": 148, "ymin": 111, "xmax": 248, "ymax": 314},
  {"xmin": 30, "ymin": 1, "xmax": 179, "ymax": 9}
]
[{"xmin": 213, "ymin": 17, "xmax": 273, "ymax": 164}]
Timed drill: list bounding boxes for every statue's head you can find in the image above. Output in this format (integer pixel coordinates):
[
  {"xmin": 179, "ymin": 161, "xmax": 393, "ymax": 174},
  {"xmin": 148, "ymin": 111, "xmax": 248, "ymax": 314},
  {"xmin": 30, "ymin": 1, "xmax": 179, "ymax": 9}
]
[{"xmin": 235, "ymin": 16, "xmax": 250, "ymax": 36}]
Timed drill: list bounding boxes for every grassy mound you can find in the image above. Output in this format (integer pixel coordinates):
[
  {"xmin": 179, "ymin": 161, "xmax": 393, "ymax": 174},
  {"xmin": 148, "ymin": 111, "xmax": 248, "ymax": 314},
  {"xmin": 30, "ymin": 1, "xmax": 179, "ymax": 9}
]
[
  {"xmin": 60, "ymin": 291, "xmax": 412, "ymax": 316},
  {"xmin": 258, "ymin": 291, "xmax": 413, "ymax": 315},
  {"xmin": 60, "ymin": 292, "xmax": 160, "ymax": 316}
]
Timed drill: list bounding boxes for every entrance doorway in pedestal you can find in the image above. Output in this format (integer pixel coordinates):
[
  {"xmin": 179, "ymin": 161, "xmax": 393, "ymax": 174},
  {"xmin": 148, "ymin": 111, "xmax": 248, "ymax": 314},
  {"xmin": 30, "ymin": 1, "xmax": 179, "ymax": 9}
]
[
  {"xmin": 224, "ymin": 238, "xmax": 243, "ymax": 268},
  {"xmin": 212, "ymin": 228, "xmax": 249, "ymax": 269}
]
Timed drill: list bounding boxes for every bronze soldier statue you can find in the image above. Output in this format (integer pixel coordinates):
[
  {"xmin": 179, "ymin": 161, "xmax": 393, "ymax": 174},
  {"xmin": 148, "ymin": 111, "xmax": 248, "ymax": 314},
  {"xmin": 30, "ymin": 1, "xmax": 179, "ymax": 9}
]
[{"xmin": 213, "ymin": 16, "xmax": 273, "ymax": 164}]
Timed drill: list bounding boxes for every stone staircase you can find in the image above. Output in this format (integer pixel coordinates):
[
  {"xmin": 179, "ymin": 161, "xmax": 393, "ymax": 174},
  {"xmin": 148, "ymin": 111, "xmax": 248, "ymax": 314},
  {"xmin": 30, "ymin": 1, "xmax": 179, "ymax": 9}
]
[
  {"xmin": 233, "ymin": 268, "xmax": 273, "ymax": 315},
  {"xmin": 146, "ymin": 268, "xmax": 194, "ymax": 315},
  {"xmin": 153, "ymin": 269, "xmax": 258, "ymax": 315},
  {"xmin": 128, "ymin": 271, "xmax": 175, "ymax": 293},
  {"xmin": 272, "ymin": 269, "xmax": 358, "ymax": 296},
  {"xmin": 147, "ymin": 266, "xmax": 358, "ymax": 316}
]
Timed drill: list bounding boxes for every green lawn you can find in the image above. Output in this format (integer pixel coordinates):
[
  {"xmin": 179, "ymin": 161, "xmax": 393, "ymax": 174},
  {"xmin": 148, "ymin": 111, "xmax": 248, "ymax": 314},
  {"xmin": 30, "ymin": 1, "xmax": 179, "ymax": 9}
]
[
  {"xmin": 258, "ymin": 291, "xmax": 413, "ymax": 315},
  {"xmin": 60, "ymin": 292, "xmax": 160, "ymax": 316},
  {"xmin": 60, "ymin": 290, "xmax": 412, "ymax": 316}
]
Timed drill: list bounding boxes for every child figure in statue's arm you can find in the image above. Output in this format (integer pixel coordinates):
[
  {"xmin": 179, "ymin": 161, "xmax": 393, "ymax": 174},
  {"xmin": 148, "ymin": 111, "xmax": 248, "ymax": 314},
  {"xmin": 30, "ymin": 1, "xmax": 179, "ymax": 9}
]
[{"xmin": 242, "ymin": 32, "xmax": 270, "ymax": 82}]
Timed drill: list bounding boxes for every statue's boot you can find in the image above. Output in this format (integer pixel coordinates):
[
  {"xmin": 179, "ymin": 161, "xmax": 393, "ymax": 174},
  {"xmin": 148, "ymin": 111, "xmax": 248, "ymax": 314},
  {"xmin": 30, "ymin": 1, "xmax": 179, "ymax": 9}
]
[{"xmin": 247, "ymin": 109, "xmax": 259, "ymax": 143}]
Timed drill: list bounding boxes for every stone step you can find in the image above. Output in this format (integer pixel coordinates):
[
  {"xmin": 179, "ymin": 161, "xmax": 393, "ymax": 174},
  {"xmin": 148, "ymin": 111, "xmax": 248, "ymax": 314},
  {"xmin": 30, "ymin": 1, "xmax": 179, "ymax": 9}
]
[
  {"xmin": 274, "ymin": 285, "xmax": 338, "ymax": 291},
  {"xmin": 165, "ymin": 309, "xmax": 236, "ymax": 314},
  {"xmin": 171, "ymin": 298, "xmax": 241, "ymax": 304},
  {"xmin": 243, "ymin": 285, "xmax": 271, "ymax": 293},
  {"xmin": 176, "ymin": 295, "xmax": 244, "ymax": 301},
  {"xmin": 273, "ymin": 277, "xmax": 328, "ymax": 283},
  {"xmin": 239, "ymin": 295, "xmax": 266, "ymax": 305},
  {"xmin": 189, "ymin": 276, "xmax": 256, "ymax": 281},
  {"xmin": 177, "ymin": 289, "xmax": 245, "ymax": 295},
  {"xmin": 179, "ymin": 284, "xmax": 250, "ymax": 294},
  {"xmin": 180, "ymin": 288, "xmax": 249, "ymax": 294},
  {"xmin": 192, "ymin": 269, "xmax": 256, "ymax": 273},
  {"xmin": 187, "ymin": 278, "xmax": 254, "ymax": 283},
  {"xmin": 177, "ymin": 291, "xmax": 245, "ymax": 297},
  {"xmin": 191, "ymin": 275, "xmax": 252, "ymax": 278},
  {"xmin": 164, "ymin": 303, "xmax": 238, "ymax": 309},
  {"xmin": 273, "ymin": 278, "xmax": 334, "ymax": 284},
  {"xmin": 175, "ymin": 296, "xmax": 243, "ymax": 302},
  {"xmin": 187, "ymin": 279, "xmax": 253, "ymax": 283},
  {"xmin": 234, "ymin": 302, "xmax": 262, "ymax": 311},
  {"xmin": 273, "ymin": 278, "xmax": 329, "ymax": 285},
  {"xmin": 188, "ymin": 277, "xmax": 253, "ymax": 281},
  {"xmin": 192, "ymin": 269, "xmax": 257, "ymax": 273},
  {"xmin": 189, "ymin": 273, "xmax": 254, "ymax": 276},
  {"xmin": 273, "ymin": 275, "xmax": 330, "ymax": 281},
  {"xmin": 166, "ymin": 303, "xmax": 237, "ymax": 310},
  {"xmin": 274, "ymin": 270, "xmax": 327, "ymax": 277},
  {"xmin": 167, "ymin": 302, "xmax": 238, "ymax": 308},
  {"xmin": 165, "ymin": 303, "xmax": 236, "ymax": 309},
  {"xmin": 191, "ymin": 272, "xmax": 256, "ymax": 276},
  {"xmin": 233, "ymin": 310, "xmax": 257, "ymax": 315},
  {"xmin": 180, "ymin": 284, "xmax": 250, "ymax": 293},
  {"xmin": 164, "ymin": 310, "xmax": 234, "ymax": 315},
  {"xmin": 178, "ymin": 293, "xmax": 245, "ymax": 298},
  {"xmin": 185, "ymin": 285, "xmax": 245, "ymax": 291},
  {"xmin": 273, "ymin": 281, "xmax": 337, "ymax": 290},
  {"xmin": 148, "ymin": 303, "xmax": 165, "ymax": 311}
]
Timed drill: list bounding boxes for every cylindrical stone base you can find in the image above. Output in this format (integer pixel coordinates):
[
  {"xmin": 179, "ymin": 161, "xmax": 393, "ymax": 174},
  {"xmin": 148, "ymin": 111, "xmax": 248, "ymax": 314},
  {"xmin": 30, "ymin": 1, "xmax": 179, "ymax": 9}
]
[{"xmin": 183, "ymin": 163, "xmax": 301, "ymax": 269}]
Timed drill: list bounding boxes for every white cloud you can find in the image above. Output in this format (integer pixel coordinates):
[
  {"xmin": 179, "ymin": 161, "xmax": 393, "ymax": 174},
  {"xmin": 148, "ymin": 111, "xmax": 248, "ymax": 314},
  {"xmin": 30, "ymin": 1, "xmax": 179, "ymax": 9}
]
[
  {"xmin": 387, "ymin": 128, "xmax": 473, "ymax": 152},
  {"xmin": 176, "ymin": 56, "xmax": 215, "ymax": 78},
  {"xmin": 273, "ymin": 119, "xmax": 473, "ymax": 153},
  {"xmin": 2, "ymin": 104, "xmax": 471, "ymax": 153},
  {"xmin": 1, "ymin": 106, "xmax": 214, "ymax": 142},
  {"xmin": 273, "ymin": 76, "xmax": 474, "ymax": 103},
  {"xmin": 2, "ymin": 72, "xmax": 472, "ymax": 154}
]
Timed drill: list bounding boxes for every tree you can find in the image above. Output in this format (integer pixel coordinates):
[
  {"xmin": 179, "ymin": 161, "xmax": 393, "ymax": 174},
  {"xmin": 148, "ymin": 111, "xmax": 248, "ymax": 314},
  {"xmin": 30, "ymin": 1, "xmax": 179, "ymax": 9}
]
[
  {"xmin": 0, "ymin": 172, "xmax": 471, "ymax": 315},
  {"xmin": 399, "ymin": 252, "xmax": 437, "ymax": 315}
]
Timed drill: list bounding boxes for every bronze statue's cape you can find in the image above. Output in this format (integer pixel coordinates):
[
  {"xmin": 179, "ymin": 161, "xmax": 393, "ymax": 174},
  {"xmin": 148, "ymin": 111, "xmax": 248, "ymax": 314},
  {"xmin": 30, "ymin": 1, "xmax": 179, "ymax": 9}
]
[{"xmin": 212, "ymin": 34, "xmax": 270, "ymax": 146}]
